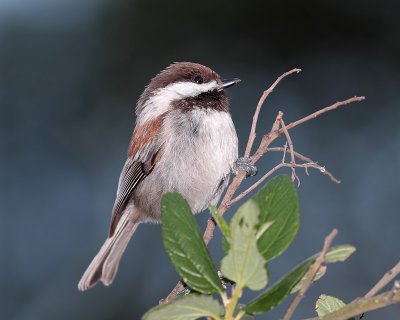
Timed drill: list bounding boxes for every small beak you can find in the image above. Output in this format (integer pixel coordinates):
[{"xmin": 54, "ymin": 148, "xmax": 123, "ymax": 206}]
[{"xmin": 217, "ymin": 78, "xmax": 241, "ymax": 91}]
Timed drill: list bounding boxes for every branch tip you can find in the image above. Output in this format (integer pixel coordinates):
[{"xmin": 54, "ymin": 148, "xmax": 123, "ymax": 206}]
[{"xmin": 283, "ymin": 229, "xmax": 338, "ymax": 320}]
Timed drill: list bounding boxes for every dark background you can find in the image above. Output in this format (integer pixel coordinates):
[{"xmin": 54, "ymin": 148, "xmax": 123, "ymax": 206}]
[{"xmin": 1, "ymin": 0, "xmax": 399, "ymax": 319}]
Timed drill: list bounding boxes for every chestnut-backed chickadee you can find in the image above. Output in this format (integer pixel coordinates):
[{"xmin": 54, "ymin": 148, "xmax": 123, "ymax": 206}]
[{"xmin": 78, "ymin": 62, "xmax": 253, "ymax": 291}]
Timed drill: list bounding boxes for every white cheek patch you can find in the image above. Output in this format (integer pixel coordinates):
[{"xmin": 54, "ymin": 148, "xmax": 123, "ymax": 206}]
[
  {"xmin": 138, "ymin": 80, "xmax": 218, "ymax": 124},
  {"xmin": 162, "ymin": 80, "xmax": 218, "ymax": 98}
]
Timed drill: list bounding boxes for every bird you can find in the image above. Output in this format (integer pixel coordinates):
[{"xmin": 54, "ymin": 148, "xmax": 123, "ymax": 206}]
[{"xmin": 78, "ymin": 62, "xmax": 254, "ymax": 291}]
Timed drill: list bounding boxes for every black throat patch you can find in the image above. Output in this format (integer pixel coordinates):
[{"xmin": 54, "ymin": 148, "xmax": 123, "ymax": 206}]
[{"xmin": 171, "ymin": 90, "xmax": 229, "ymax": 113}]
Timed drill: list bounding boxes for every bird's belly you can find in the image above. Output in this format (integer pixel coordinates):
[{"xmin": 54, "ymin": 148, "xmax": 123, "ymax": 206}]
[{"xmin": 135, "ymin": 109, "xmax": 238, "ymax": 221}]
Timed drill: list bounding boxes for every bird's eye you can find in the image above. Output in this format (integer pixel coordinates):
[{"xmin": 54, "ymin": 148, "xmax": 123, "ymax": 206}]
[{"xmin": 193, "ymin": 75, "xmax": 204, "ymax": 84}]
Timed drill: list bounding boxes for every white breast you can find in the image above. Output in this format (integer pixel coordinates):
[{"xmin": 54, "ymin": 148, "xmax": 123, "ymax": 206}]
[{"xmin": 136, "ymin": 108, "xmax": 238, "ymax": 220}]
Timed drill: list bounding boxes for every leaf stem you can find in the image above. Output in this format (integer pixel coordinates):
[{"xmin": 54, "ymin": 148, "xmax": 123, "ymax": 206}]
[
  {"xmin": 220, "ymin": 291, "xmax": 229, "ymax": 307},
  {"xmin": 225, "ymin": 285, "xmax": 243, "ymax": 320}
]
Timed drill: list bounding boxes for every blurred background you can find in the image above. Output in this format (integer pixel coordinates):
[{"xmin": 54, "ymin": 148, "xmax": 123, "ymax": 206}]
[{"xmin": 1, "ymin": 0, "xmax": 399, "ymax": 319}]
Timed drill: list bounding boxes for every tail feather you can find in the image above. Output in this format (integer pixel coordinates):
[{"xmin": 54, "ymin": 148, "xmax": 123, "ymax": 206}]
[{"xmin": 78, "ymin": 213, "xmax": 138, "ymax": 291}]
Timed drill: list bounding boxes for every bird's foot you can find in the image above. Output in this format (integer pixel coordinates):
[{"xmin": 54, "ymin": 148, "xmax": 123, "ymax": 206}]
[{"xmin": 234, "ymin": 157, "xmax": 257, "ymax": 177}]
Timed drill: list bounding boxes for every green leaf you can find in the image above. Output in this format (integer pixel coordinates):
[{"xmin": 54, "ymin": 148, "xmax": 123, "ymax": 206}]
[
  {"xmin": 161, "ymin": 193, "xmax": 223, "ymax": 294},
  {"xmin": 222, "ymin": 236, "xmax": 230, "ymax": 254},
  {"xmin": 143, "ymin": 294, "xmax": 224, "ymax": 320},
  {"xmin": 221, "ymin": 200, "xmax": 268, "ymax": 290},
  {"xmin": 245, "ymin": 245, "xmax": 356, "ymax": 314},
  {"xmin": 245, "ymin": 259, "xmax": 312, "ymax": 314},
  {"xmin": 221, "ymin": 200, "xmax": 260, "ymax": 254},
  {"xmin": 316, "ymin": 295, "xmax": 347, "ymax": 317},
  {"xmin": 324, "ymin": 245, "xmax": 356, "ymax": 263},
  {"xmin": 231, "ymin": 199, "xmax": 260, "ymax": 228},
  {"xmin": 209, "ymin": 206, "xmax": 230, "ymax": 241},
  {"xmin": 254, "ymin": 175, "xmax": 300, "ymax": 261}
]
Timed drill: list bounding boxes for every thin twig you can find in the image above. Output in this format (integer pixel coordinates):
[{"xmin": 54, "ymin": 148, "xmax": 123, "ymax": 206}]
[
  {"xmin": 281, "ymin": 143, "xmax": 288, "ymax": 163},
  {"xmin": 283, "ymin": 229, "xmax": 338, "ymax": 320},
  {"xmin": 244, "ymin": 68, "xmax": 301, "ymax": 157},
  {"xmin": 271, "ymin": 111, "xmax": 283, "ymax": 132},
  {"xmin": 284, "ymin": 96, "xmax": 366, "ymax": 132},
  {"xmin": 267, "ymin": 147, "xmax": 341, "ymax": 183},
  {"xmin": 229, "ymin": 160, "xmax": 339, "ymax": 207},
  {"xmin": 252, "ymin": 96, "xmax": 365, "ymax": 163},
  {"xmin": 280, "ymin": 118, "xmax": 300, "ymax": 186},
  {"xmin": 365, "ymin": 261, "xmax": 400, "ymax": 298}
]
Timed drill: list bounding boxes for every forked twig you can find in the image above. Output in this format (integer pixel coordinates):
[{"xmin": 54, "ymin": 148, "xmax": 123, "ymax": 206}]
[
  {"xmin": 251, "ymin": 96, "xmax": 365, "ymax": 164},
  {"xmin": 267, "ymin": 147, "xmax": 341, "ymax": 183},
  {"xmin": 244, "ymin": 68, "xmax": 301, "ymax": 157},
  {"xmin": 228, "ymin": 161, "xmax": 339, "ymax": 207}
]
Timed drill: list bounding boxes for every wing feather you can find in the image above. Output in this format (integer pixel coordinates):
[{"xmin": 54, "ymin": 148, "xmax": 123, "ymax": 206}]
[
  {"xmin": 107, "ymin": 114, "xmax": 166, "ymax": 236},
  {"xmin": 108, "ymin": 159, "xmax": 146, "ymax": 236}
]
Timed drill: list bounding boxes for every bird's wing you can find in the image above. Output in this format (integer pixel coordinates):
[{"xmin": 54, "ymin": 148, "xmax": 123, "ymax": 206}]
[
  {"xmin": 108, "ymin": 158, "xmax": 147, "ymax": 236},
  {"xmin": 108, "ymin": 115, "xmax": 166, "ymax": 236}
]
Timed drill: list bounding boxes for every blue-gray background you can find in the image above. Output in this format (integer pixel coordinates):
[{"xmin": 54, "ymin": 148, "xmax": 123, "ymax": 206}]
[{"xmin": 1, "ymin": 0, "xmax": 399, "ymax": 319}]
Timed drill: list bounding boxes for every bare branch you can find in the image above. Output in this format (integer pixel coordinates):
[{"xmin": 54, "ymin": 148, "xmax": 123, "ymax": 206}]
[
  {"xmin": 283, "ymin": 229, "xmax": 338, "ymax": 320},
  {"xmin": 284, "ymin": 96, "xmax": 365, "ymax": 132},
  {"xmin": 280, "ymin": 118, "xmax": 300, "ymax": 186},
  {"xmin": 271, "ymin": 111, "xmax": 283, "ymax": 132},
  {"xmin": 267, "ymin": 147, "xmax": 341, "ymax": 183},
  {"xmin": 365, "ymin": 261, "xmax": 400, "ymax": 298},
  {"xmin": 244, "ymin": 68, "xmax": 301, "ymax": 157},
  {"xmin": 252, "ymin": 96, "xmax": 365, "ymax": 163},
  {"xmin": 229, "ymin": 158, "xmax": 340, "ymax": 207},
  {"xmin": 281, "ymin": 143, "xmax": 288, "ymax": 163}
]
